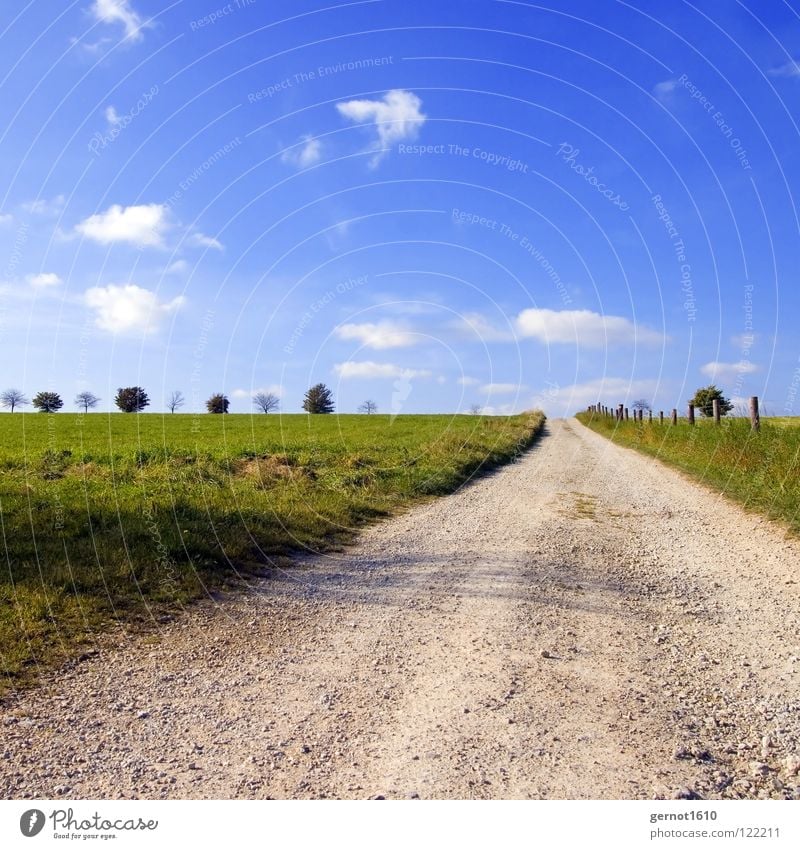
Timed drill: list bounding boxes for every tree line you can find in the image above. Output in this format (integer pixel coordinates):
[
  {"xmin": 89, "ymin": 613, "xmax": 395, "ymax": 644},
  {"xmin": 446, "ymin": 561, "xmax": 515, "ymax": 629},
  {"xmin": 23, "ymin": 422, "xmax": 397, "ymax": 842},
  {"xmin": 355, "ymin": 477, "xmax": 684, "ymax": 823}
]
[{"xmin": 0, "ymin": 383, "xmax": 363, "ymax": 414}]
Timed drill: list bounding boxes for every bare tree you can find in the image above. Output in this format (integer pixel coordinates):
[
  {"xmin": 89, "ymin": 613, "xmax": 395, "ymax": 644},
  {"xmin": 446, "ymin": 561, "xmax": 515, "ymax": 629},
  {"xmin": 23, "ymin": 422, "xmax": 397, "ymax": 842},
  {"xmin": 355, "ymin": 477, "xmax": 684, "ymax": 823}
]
[
  {"xmin": 253, "ymin": 392, "xmax": 279, "ymax": 414},
  {"xmin": 75, "ymin": 391, "xmax": 100, "ymax": 413},
  {"xmin": 468, "ymin": 403, "xmax": 482, "ymax": 415},
  {"xmin": 167, "ymin": 390, "xmax": 185, "ymax": 413},
  {"xmin": 1, "ymin": 388, "xmax": 28, "ymax": 413},
  {"xmin": 632, "ymin": 399, "xmax": 652, "ymax": 412},
  {"xmin": 358, "ymin": 399, "xmax": 378, "ymax": 414}
]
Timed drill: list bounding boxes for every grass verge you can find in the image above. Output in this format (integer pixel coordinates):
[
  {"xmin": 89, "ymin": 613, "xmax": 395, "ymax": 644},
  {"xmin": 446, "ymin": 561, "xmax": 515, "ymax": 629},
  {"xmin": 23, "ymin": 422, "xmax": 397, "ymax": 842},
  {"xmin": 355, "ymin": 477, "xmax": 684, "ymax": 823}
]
[
  {"xmin": 576, "ymin": 411, "xmax": 800, "ymax": 533},
  {"xmin": 0, "ymin": 411, "xmax": 544, "ymax": 692}
]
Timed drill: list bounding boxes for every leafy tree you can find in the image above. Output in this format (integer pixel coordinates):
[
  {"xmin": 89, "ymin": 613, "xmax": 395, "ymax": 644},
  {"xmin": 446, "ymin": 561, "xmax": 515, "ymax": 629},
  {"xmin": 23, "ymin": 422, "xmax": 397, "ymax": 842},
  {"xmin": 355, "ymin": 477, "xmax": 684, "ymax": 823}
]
[
  {"xmin": 167, "ymin": 390, "xmax": 185, "ymax": 413},
  {"xmin": 75, "ymin": 391, "xmax": 100, "ymax": 412},
  {"xmin": 358, "ymin": 399, "xmax": 378, "ymax": 414},
  {"xmin": 206, "ymin": 393, "xmax": 229, "ymax": 414},
  {"xmin": 302, "ymin": 383, "xmax": 334, "ymax": 414},
  {"xmin": 253, "ymin": 391, "xmax": 279, "ymax": 413},
  {"xmin": 115, "ymin": 386, "xmax": 150, "ymax": 413},
  {"xmin": 0, "ymin": 389, "xmax": 28, "ymax": 412},
  {"xmin": 689, "ymin": 384, "xmax": 734, "ymax": 417},
  {"xmin": 632, "ymin": 399, "xmax": 652, "ymax": 412},
  {"xmin": 32, "ymin": 391, "xmax": 63, "ymax": 413}
]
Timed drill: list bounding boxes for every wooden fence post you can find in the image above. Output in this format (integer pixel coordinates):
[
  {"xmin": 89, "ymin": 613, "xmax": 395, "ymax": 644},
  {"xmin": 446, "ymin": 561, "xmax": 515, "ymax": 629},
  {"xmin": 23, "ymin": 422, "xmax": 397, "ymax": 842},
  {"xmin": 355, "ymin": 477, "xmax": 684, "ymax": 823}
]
[
  {"xmin": 688, "ymin": 403, "xmax": 695, "ymax": 425},
  {"xmin": 659, "ymin": 411, "xmax": 664, "ymax": 424},
  {"xmin": 671, "ymin": 408, "xmax": 677, "ymax": 425},
  {"xmin": 624, "ymin": 407, "xmax": 629, "ymax": 421},
  {"xmin": 712, "ymin": 398, "xmax": 720, "ymax": 425},
  {"xmin": 648, "ymin": 410, "xmax": 653, "ymax": 423},
  {"xmin": 750, "ymin": 396, "xmax": 760, "ymax": 431}
]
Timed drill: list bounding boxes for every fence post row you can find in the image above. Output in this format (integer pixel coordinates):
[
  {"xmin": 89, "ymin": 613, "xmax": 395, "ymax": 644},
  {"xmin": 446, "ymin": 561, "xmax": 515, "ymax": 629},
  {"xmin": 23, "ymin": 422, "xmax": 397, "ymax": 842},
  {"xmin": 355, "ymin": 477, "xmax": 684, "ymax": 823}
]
[{"xmin": 595, "ymin": 395, "xmax": 760, "ymax": 429}]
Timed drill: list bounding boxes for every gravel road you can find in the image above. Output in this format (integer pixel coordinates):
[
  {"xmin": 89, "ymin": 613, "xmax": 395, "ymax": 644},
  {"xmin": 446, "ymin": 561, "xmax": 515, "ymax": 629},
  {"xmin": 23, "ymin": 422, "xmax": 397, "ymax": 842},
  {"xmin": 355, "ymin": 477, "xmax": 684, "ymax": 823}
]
[{"xmin": 2, "ymin": 418, "xmax": 799, "ymax": 800}]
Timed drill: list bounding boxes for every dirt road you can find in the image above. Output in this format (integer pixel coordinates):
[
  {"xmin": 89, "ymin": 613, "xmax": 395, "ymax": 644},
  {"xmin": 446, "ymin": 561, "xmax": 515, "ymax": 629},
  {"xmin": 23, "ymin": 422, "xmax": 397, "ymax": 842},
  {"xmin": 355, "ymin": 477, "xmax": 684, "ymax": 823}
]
[{"xmin": 2, "ymin": 418, "xmax": 799, "ymax": 799}]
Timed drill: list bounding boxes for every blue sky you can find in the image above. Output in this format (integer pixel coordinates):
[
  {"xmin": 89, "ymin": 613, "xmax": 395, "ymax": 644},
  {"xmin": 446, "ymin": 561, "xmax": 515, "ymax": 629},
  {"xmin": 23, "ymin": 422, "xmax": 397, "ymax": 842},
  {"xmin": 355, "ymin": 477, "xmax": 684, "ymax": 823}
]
[{"xmin": 1, "ymin": 0, "xmax": 798, "ymax": 416}]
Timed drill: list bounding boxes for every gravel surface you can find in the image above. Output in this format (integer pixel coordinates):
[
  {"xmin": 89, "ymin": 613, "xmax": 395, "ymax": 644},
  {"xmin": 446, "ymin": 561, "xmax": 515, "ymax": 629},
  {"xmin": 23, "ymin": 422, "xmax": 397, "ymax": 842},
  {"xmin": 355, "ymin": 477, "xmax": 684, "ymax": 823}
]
[{"xmin": 2, "ymin": 418, "xmax": 799, "ymax": 799}]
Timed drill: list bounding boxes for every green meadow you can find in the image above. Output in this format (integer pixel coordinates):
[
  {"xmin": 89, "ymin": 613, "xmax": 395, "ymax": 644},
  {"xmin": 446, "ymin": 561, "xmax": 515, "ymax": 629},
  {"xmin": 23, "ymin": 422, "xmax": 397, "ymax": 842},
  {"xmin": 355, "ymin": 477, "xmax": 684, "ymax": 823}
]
[
  {"xmin": 576, "ymin": 411, "xmax": 800, "ymax": 534},
  {"xmin": 0, "ymin": 410, "xmax": 544, "ymax": 690}
]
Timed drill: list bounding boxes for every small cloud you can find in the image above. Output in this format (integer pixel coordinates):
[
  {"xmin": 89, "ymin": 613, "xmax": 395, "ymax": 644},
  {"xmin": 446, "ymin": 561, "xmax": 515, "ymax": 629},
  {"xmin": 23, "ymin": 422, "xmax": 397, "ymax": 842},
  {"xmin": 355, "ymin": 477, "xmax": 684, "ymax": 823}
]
[
  {"xmin": 731, "ymin": 332, "xmax": 757, "ymax": 348},
  {"xmin": 455, "ymin": 312, "xmax": 516, "ymax": 342},
  {"xmin": 105, "ymin": 105, "xmax": 120, "ymax": 125},
  {"xmin": 653, "ymin": 78, "xmax": 678, "ymax": 99},
  {"xmin": 457, "ymin": 376, "xmax": 480, "ymax": 386},
  {"xmin": 531, "ymin": 376, "xmax": 661, "ymax": 418},
  {"xmin": 75, "ymin": 203, "xmax": 169, "ymax": 248},
  {"xmin": 334, "ymin": 321, "xmax": 418, "ymax": 349},
  {"xmin": 232, "ymin": 384, "xmax": 284, "ymax": 399},
  {"xmin": 85, "ymin": 283, "xmax": 184, "ymax": 334},
  {"xmin": 515, "ymin": 308, "xmax": 666, "ymax": 348},
  {"xmin": 282, "ymin": 135, "xmax": 323, "ymax": 168},
  {"xmin": 0, "ymin": 212, "xmax": 13, "ymax": 225},
  {"xmin": 768, "ymin": 59, "xmax": 800, "ymax": 78},
  {"xmin": 336, "ymin": 89, "xmax": 426, "ymax": 166},
  {"xmin": 90, "ymin": 0, "xmax": 147, "ymax": 42},
  {"xmin": 472, "ymin": 402, "xmax": 516, "ymax": 416},
  {"xmin": 165, "ymin": 260, "xmax": 189, "ymax": 275},
  {"xmin": 188, "ymin": 232, "xmax": 224, "ymax": 251},
  {"xmin": 333, "ymin": 361, "xmax": 431, "ymax": 380},
  {"xmin": 22, "ymin": 195, "xmax": 65, "ymax": 216},
  {"xmin": 700, "ymin": 360, "xmax": 759, "ymax": 380},
  {"xmin": 481, "ymin": 382, "xmax": 525, "ymax": 395},
  {"xmin": 27, "ymin": 272, "xmax": 62, "ymax": 288}
]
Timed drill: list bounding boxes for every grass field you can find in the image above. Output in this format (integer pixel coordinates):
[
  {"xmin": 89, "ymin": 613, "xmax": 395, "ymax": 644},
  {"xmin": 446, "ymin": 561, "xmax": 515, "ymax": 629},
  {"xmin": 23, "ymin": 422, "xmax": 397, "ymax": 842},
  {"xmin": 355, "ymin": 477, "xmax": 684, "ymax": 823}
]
[
  {"xmin": 0, "ymin": 410, "xmax": 544, "ymax": 691},
  {"xmin": 576, "ymin": 411, "xmax": 800, "ymax": 533}
]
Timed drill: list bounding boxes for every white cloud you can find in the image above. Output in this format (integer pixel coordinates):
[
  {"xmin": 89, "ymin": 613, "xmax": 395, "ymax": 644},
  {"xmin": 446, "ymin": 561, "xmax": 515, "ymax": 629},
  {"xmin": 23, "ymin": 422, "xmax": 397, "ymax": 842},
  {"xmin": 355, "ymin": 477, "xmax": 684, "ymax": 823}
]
[
  {"xmin": 333, "ymin": 361, "xmax": 431, "ymax": 380},
  {"xmin": 336, "ymin": 89, "xmax": 426, "ymax": 165},
  {"xmin": 334, "ymin": 321, "xmax": 418, "ymax": 349},
  {"xmin": 481, "ymin": 382, "xmax": 525, "ymax": 395},
  {"xmin": 0, "ymin": 212, "xmax": 13, "ymax": 225},
  {"xmin": 282, "ymin": 135, "xmax": 323, "ymax": 168},
  {"xmin": 653, "ymin": 78, "xmax": 678, "ymax": 98},
  {"xmin": 731, "ymin": 332, "xmax": 757, "ymax": 348},
  {"xmin": 22, "ymin": 195, "xmax": 65, "ymax": 215},
  {"xmin": 90, "ymin": 0, "xmax": 146, "ymax": 42},
  {"xmin": 232, "ymin": 384, "xmax": 284, "ymax": 399},
  {"xmin": 189, "ymin": 232, "xmax": 224, "ymax": 251},
  {"xmin": 27, "ymin": 272, "xmax": 62, "ymax": 288},
  {"xmin": 75, "ymin": 203, "xmax": 169, "ymax": 248},
  {"xmin": 457, "ymin": 376, "xmax": 480, "ymax": 386},
  {"xmin": 105, "ymin": 105, "xmax": 120, "ymax": 125},
  {"xmin": 515, "ymin": 308, "xmax": 665, "ymax": 347},
  {"xmin": 456, "ymin": 312, "xmax": 516, "ymax": 342},
  {"xmin": 700, "ymin": 360, "xmax": 759, "ymax": 380},
  {"xmin": 531, "ymin": 376, "xmax": 661, "ymax": 418},
  {"xmin": 85, "ymin": 284, "xmax": 184, "ymax": 334},
  {"xmin": 472, "ymin": 402, "xmax": 516, "ymax": 416},
  {"xmin": 165, "ymin": 260, "xmax": 189, "ymax": 274},
  {"xmin": 768, "ymin": 59, "xmax": 800, "ymax": 78}
]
